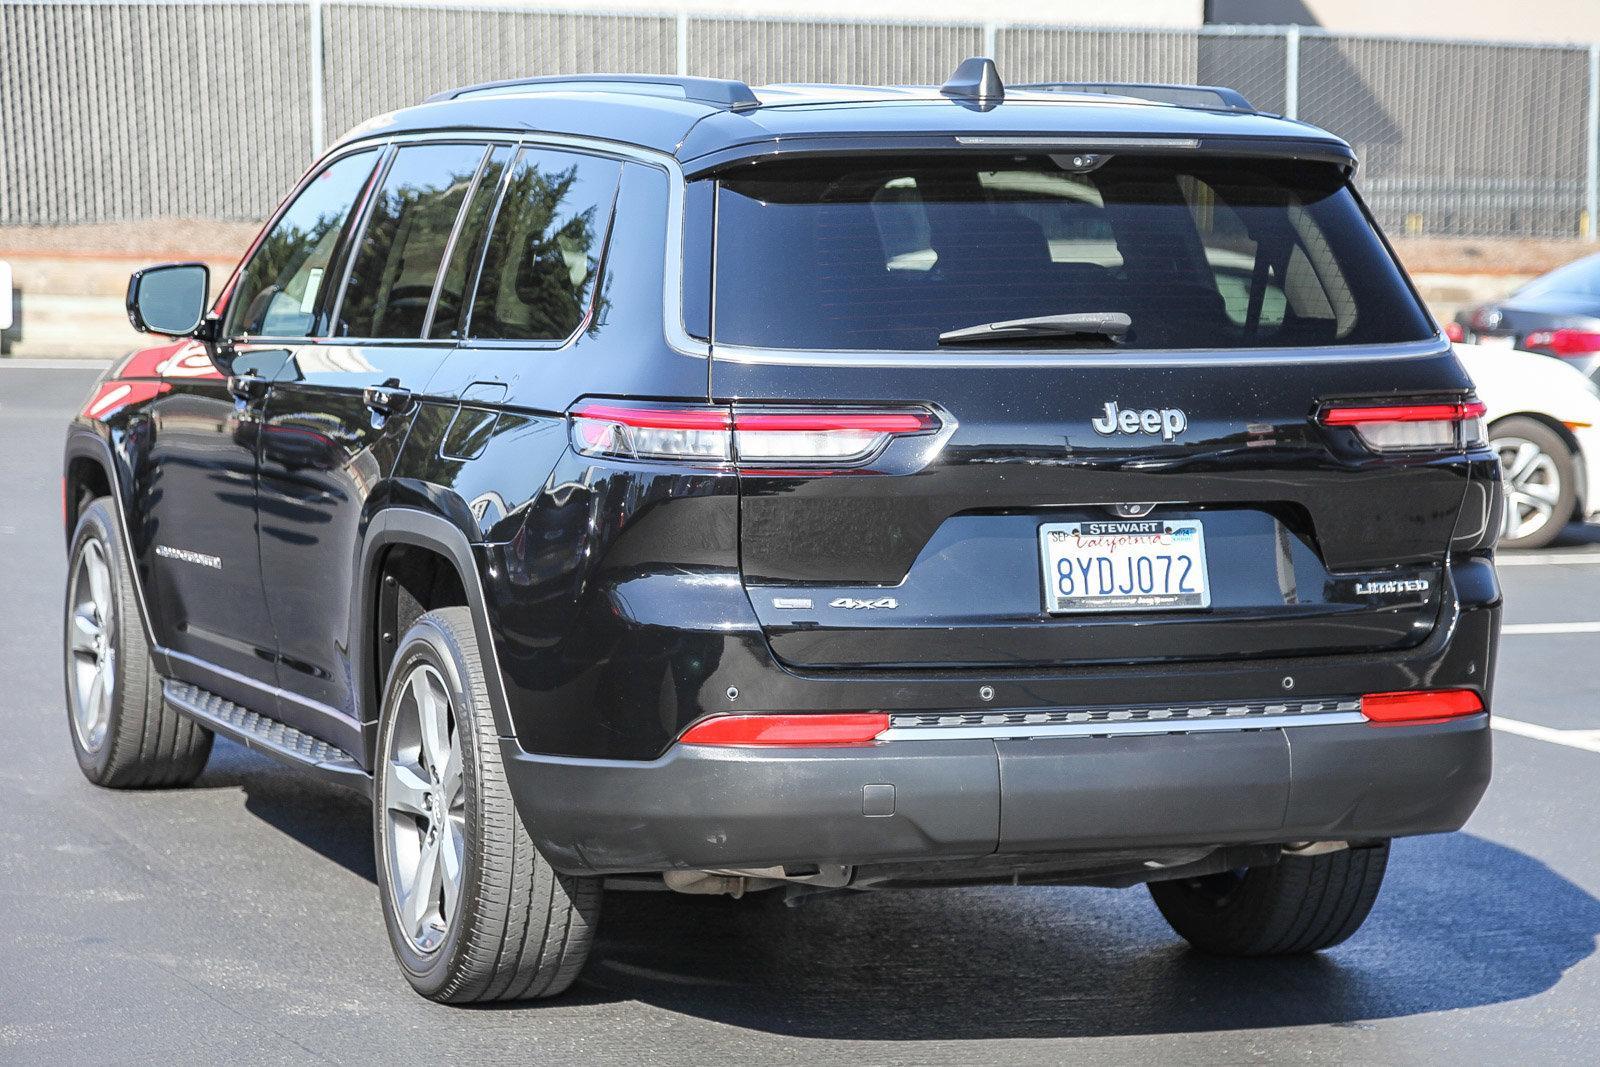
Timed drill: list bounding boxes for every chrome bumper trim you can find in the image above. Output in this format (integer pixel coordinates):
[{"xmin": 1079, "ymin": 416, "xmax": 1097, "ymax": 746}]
[{"xmin": 878, "ymin": 701, "xmax": 1368, "ymax": 741}]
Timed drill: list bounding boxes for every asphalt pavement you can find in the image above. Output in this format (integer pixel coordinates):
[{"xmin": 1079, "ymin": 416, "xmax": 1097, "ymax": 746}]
[{"xmin": 3, "ymin": 363, "xmax": 1598, "ymax": 1064}]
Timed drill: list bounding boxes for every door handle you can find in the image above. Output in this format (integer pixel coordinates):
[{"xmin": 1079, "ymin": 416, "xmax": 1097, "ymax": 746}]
[
  {"xmin": 226, "ymin": 374, "xmax": 270, "ymax": 404},
  {"xmin": 363, "ymin": 384, "xmax": 414, "ymax": 417}
]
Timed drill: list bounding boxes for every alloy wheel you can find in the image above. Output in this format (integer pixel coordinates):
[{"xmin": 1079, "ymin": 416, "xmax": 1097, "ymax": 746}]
[
  {"xmin": 1494, "ymin": 435, "xmax": 1562, "ymax": 542},
  {"xmin": 66, "ymin": 538, "xmax": 116, "ymax": 753},
  {"xmin": 383, "ymin": 663, "xmax": 466, "ymax": 954}
]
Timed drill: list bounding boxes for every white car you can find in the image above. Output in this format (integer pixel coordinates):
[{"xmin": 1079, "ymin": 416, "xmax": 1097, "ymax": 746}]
[{"xmin": 1456, "ymin": 342, "xmax": 1600, "ymax": 548}]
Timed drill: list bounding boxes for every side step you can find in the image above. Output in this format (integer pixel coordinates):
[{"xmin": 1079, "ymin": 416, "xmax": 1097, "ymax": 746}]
[{"xmin": 162, "ymin": 680, "xmax": 371, "ymax": 797}]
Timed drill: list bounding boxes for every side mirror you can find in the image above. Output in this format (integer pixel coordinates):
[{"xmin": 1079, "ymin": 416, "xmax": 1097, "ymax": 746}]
[{"xmin": 126, "ymin": 262, "xmax": 209, "ymax": 337}]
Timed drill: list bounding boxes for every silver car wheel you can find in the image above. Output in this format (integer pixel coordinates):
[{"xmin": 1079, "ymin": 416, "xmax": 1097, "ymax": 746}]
[
  {"xmin": 66, "ymin": 537, "xmax": 116, "ymax": 753},
  {"xmin": 383, "ymin": 663, "xmax": 465, "ymax": 955},
  {"xmin": 1495, "ymin": 435, "xmax": 1563, "ymax": 542}
]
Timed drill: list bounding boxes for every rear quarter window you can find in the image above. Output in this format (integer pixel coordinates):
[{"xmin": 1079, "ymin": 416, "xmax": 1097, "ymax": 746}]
[{"xmin": 709, "ymin": 154, "xmax": 1433, "ymax": 352}]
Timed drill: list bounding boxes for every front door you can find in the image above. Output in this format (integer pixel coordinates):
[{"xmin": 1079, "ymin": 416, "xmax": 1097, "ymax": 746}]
[
  {"xmin": 125, "ymin": 343, "xmax": 279, "ymax": 703},
  {"xmin": 137, "ymin": 146, "xmax": 382, "ymax": 710}
]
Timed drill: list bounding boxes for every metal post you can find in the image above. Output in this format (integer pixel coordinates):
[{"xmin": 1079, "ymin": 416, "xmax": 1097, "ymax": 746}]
[
  {"xmin": 677, "ymin": 10, "xmax": 689, "ymax": 77},
  {"xmin": 1587, "ymin": 43, "xmax": 1599, "ymax": 240},
  {"xmin": 309, "ymin": 0, "xmax": 325, "ymax": 158},
  {"xmin": 1284, "ymin": 23, "xmax": 1300, "ymax": 120}
]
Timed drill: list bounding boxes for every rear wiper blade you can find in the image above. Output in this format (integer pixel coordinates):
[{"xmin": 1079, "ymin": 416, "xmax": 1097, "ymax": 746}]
[{"xmin": 937, "ymin": 312, "xmax": 1132, "ymax": 346}]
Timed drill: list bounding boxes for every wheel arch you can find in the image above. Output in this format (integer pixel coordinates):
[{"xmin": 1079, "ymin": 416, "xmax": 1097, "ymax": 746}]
[
  {"xmin": 62, "ymin": 431, "xmax": 116, "ymax": 545},
  {"xmin": 1489, "ymin": 411, "xmax": 1585, "ymax": 519},
  {"xmin": 354, "ymin": 508, "xmax": 516, "ymax": 766},
  {"xmin": 62, "ymin": 430, "xmax": 166, "ymax": 665}
]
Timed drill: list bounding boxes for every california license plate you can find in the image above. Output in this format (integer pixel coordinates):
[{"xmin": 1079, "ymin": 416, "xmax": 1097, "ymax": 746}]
[{"xmin": 1039, "ymin": 519, "xmax": 1211, "ymax": 613}]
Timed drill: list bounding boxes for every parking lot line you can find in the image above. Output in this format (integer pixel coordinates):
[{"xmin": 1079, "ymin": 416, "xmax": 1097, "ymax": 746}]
[
  {"xmin": 1492, "ymin": 715, "xmax": 1600, "ymax": 754},
  {"xmin": 1501, "ymin": 622, "xmax": 1600, "ymax": 635},
  {"xmin": 1495, "ymin": 553, "xmax": 1600, "ymax": 566}
]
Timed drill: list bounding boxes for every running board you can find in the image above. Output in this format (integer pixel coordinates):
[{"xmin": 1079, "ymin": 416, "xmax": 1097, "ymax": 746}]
[{"xmin": 162, "ymin": 680, "xmax": 371, "ymax": 797}]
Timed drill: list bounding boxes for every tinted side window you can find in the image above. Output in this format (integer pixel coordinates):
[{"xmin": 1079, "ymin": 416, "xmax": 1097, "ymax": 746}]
[
  {"xmin": 224, "ymin": 150, "xmax": 378, "ymax": 338},
  {"xmin": 468, "ymin": 148, "xmax": 620, "ymax": 341},
  {"xmin": 429, "ymin": 145, "xmax": 514, "ymax": 340},
  {"xmin": 336, "ymin": 143, "xmax": 488, "ymax": 339}
]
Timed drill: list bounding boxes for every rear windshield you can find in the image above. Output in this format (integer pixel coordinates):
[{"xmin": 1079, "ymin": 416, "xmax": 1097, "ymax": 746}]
[{"xmin": 709, "ymin": 154, "xmax": 1433, "ymax": 352}]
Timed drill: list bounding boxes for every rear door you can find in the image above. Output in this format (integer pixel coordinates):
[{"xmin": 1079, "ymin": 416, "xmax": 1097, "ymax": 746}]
[
  {"xmin": 707, "ymin": 152, "xmax": 1485, "ymax": 671},
  {"xmin": 256, "ymin": 141, "xmax": 491, "ymax": 722}
]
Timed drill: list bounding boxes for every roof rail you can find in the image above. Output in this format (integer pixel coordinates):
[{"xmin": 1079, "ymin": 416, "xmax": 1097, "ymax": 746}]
[
  {"xmin": 425, "ymin": 74, "xmax": 761, "ymax": 110},
  {"xmin": 1017, "ymin": 82, "xmax": 1257, "ymax": 113}
]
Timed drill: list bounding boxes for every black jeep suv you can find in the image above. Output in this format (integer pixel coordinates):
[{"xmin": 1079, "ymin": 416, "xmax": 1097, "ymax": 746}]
[{"xmin": 64, "ymin": 60, "xmax": 1498, "ymax": 1002}]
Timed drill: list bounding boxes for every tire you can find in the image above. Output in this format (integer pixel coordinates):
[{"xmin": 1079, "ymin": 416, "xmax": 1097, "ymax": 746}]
[
  {"xmin": 373, "ymin": 606, "xmax": 601, "ymax": 1002},
  {"xmin": 1492, "ymin": 416, "xmax": 1576, "ymax": 550},
  {"xmin": 1148, "ymin": 842, "xmax": 1389, "ymax": 956},
  {"xmin": 64, "ymin": 497, "xmax": 213, "ymax": 788}
]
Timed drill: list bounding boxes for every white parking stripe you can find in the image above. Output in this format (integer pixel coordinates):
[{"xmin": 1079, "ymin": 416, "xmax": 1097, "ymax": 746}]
[
  {"xmin": 1492, "ymin": 716, "xmax": 1600, "ymax": 754},
  {"xmin": 1501, "ymin": 622, "xmax": 1600, "ymax": 635},
  {"xmin": 1497, "ymin": 553, "xmax": 1600, "ymax": 566}
]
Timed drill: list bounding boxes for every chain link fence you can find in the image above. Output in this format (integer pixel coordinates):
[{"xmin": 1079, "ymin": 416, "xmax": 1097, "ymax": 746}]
[{"xmin": 3, "ymin": 1, "xmax": 1598, "ymax": 240}]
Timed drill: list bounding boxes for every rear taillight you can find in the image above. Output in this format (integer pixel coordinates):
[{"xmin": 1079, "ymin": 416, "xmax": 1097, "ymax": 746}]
[
  {"xmin": 570, "ymin": 403, "xmax": 732, "ymax": 461},
  {"xmin": 734, "ymin": 411, "xmax": 934, "ymax": 463},
  {"xmin": 1362, "ymin": 689, "xmax": 1484, "ymax": 726},
  {"xmin": 678, "ymin": 713, "xmax": 890, "ymax": 746},
  {"xmin": 569, "ymin": 402, "xmax": 938, "ymax": 467},
  {"xmin": 1319, "ymin": 400, "xmax": 1487, "ymax": 452},
  {"xmin": 1443, "ymin": 321, "xmax": 1466, "ymax": 342},
  {"xmin": 1522, "ymin": 328, "xmax": 1600, "ymax": 358}
]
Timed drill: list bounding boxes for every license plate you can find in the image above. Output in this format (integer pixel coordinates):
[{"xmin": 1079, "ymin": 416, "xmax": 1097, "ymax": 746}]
[
  {"xmin": 1475, "ymin": 334, "xmax": 1514, "ymax": 349},
  {"xmin": 1039, "ymin": 519, "xmax": 1211, "ymax": 613}
]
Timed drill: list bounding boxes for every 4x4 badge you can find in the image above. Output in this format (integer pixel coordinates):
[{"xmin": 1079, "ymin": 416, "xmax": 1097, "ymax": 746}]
[
  {"xmin": 1092, "ymin": 402, "xmax": 1188, "ymax": 442},
  {"xmin": 830, "ymin": 597, "xmax": 899, "ymax": 610}
]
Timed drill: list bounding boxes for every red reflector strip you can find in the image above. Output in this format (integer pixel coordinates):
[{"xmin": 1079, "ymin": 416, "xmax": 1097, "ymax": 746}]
[
  {"xmin": 679, "ymin": 713, "xmax": 890, "ymax": 747},
  {"xmin": 1322, "ymin": 402, "xmax": 1483, "ymax": 425},
  {"xmin": 570, "ymin": 403, "xmax": 731, "ymax": 430},
  {"xmin": 733, "ymin": 412, "xmax": 934, "ymax": 433},
  {"xmin": 1362, "ymin": 689, "xmax": 1484, "ymax": 726}
]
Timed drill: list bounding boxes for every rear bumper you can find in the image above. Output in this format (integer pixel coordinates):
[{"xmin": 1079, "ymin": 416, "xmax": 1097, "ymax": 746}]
[{"xmin": 506, "ymin": 714, "xmax": 1491, "ymax": 875}]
